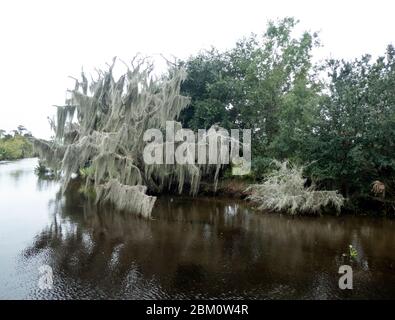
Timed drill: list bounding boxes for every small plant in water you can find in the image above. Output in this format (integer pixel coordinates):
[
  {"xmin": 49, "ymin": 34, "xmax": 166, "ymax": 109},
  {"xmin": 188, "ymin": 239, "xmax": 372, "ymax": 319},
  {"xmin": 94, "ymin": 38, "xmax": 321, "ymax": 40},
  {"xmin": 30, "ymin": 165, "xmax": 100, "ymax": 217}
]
[
  {"xmin": 342, "ymin": 244, "xmax": 358, "ymax": 260},
  {"xmin": 34, "ymin": 160, "xmax": 48, "ymax": 175},
  {"xmin": 349, "ymin": 245, "xmax": 358, "ymax": 259},
  {"xmin": 34, "ymin": 160, "xmax": 55, "ymax": 179}
]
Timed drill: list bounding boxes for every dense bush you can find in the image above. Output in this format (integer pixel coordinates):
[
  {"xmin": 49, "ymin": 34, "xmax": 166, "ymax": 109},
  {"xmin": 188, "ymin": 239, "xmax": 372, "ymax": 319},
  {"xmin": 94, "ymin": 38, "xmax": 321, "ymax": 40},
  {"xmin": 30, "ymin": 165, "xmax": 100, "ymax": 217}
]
[
  {"xmin": 0, "ymin": 133, "xmax": 33, "ymax": 160},
  {"xmin": 247, "ymin": 161, "xmax": 345, "ymax": 215},
  {"xmin": 179, "ymin": 17, "xmax": 395, "ymax": 212}
]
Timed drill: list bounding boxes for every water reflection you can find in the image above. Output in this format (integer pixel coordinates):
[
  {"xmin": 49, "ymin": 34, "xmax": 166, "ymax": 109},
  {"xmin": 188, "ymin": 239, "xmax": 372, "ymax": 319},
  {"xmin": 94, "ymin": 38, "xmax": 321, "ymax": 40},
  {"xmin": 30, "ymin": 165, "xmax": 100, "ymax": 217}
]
[
  {"xmin": 23, "ymin": 192, "xmax": 395, "ymax": 299},
  {"xmin": 1, "ymin": 159, "xmax": 395, "ymax": 299}
]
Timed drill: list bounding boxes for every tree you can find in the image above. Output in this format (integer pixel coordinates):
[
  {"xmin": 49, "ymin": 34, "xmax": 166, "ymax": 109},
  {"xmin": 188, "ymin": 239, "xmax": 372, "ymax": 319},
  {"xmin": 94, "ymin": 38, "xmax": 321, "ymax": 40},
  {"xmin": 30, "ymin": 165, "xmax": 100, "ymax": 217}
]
[
  {"xmin": 180, "ymin": 17, "xmax": 320, "ymax": 179},
  {"xmin": 304, "ymin": 46, "xmax": 395, "ymax": 203},
  {"xmin": 179, "ymin": 48, "xmax": 233, "ymax": 130},
  {"xmin": 17, "ymin": 125, "xmax": 27, "ymax": 135},
  {"xmin": 34, "ymin": 57, "xmax": 228, "ymax": 218},
  {"xmin": 0, "ymin": 133, "xmax": 33, "ymax": 160}
]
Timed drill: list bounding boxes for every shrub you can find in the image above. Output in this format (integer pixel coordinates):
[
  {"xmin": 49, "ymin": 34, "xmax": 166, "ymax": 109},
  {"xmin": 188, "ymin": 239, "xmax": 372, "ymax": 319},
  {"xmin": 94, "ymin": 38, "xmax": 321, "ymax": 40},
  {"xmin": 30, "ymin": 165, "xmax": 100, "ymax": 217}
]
[{"xmin": 247, "ymin": 160, "xmax": 345, "ymax": 215}]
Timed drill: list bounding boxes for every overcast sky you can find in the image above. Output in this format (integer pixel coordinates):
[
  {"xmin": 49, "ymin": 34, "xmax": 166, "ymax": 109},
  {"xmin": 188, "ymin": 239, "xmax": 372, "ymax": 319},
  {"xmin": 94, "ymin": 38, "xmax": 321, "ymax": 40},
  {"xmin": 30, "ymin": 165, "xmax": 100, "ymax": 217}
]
[{"xmin": 0, "ymin": 0, "xmax": 394, "ymax": 139}]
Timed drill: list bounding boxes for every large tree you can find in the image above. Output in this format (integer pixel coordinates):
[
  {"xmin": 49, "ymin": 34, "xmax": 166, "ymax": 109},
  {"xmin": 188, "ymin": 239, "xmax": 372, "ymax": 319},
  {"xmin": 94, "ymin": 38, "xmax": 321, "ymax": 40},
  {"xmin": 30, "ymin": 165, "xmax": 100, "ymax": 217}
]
[
  {"xmin": 180, "ymin": 17, "xmax": 320, "ymax": 178},
  {"xmin": 34, "ymin": 57, "xmax": 230, "ymax": 218},
  {"xmin": 305, "ymin": 46, "xmax": 395, "ymax": 203}
]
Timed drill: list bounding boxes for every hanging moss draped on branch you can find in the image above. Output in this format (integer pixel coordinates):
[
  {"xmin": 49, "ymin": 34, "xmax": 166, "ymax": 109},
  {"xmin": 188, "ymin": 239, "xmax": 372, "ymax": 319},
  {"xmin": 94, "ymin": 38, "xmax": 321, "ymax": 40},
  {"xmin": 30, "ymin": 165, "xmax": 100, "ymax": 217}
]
[
  {"xmin": 247, "ymin": 161, "xmax": 345, "ymax": 215},
  {"xmin": 34, "ymin": 56, "xmax": 229, "ymax": 218}
]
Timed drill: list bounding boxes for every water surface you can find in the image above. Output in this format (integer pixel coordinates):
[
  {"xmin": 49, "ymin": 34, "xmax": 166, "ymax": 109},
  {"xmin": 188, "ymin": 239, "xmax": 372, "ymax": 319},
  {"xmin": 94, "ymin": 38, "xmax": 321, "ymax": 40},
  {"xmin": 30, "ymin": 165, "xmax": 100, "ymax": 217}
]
[{"xmin": 1, "ymin": 158, "xmax": 395, "ymax": 299}]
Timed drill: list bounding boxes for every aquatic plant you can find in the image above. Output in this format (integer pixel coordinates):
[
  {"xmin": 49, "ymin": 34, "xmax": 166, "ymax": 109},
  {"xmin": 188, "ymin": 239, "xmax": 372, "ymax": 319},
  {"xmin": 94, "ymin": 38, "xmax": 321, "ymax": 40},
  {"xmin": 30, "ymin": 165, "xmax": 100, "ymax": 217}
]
[
  {"xmin": 349, "ymin": 245, "xmax": 358, "ymax": 259},
  {"xmin": 246, "ymin": 160, "xmax": 345, "ymax": 215},
  {"xmin": 34, "ymin": 160, "xmax": 48, "ymax": 175},
  {"xmin": 34, "ymin": 160, "xmax": 55, "ymax": 179},
  {"xmin": 342, "ymin": 244, "xmax": 358, "ymax": 261}
]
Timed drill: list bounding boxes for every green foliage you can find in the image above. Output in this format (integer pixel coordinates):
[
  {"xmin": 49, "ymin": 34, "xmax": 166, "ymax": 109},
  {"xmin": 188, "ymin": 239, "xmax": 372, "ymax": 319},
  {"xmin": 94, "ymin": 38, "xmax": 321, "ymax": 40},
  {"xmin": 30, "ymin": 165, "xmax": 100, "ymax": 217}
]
[
  {"xmin": 179, "ymin": 56, "xmax": 235, "ymax": 131},
  {"xmin": 304, "ymin": 47, "xmax": 395, "ymax": 200},
  {"xmin": 34, "ymin": 160, "xmax": 55, "ymax": 179},
  {"xmin": 0, "ymin": 132, "xmax": 33, "ymax": 160},
  {"xmin": 349, "ymin": 245, "xmax": 358, "ymax": 259},
  {"xmin": 180, "ymin": 17, "xmax": 321, "ymax": 178},
  {"xmin": 181, "ymin": 18, "xmax": 319, "ymax": 141},
  {"xmin": 179, "ymin": 17, "xmax": 395, "ymax": 212},
  {"xmin": 250, "ymin": 156, "xmax": 276, "ymax": 180},
  {"xmin": 29, "ymin": 17, "xmax": 395, "ymax": 214},
  {"xmin": 34, "ymin": 160, "xmax": 48, "ymax": 175}
]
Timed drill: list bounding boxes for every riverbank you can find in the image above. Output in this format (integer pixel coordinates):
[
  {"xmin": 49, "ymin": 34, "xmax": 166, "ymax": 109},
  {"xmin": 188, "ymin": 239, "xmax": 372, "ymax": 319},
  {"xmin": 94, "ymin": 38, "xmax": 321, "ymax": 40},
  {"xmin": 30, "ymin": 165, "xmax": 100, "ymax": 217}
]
[
  {"xmin": 199, "ymin": 178, "xmax": 395, "ymax": 217},
  {"xmin": 35, "ymin": 156, "xmax": 395, "ymax": 217},
  {"xmin": 199, "ymin": 179, "xmax": 251, "ymax": 199}
]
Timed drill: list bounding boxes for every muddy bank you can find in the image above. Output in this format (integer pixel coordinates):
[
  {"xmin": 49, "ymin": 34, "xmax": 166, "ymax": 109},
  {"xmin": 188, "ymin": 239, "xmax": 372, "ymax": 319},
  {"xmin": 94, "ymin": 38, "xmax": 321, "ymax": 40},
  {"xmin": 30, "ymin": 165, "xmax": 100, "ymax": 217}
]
[{"xmin": 198, "ymin": 179, "xmax": 251, "ymax": 199}]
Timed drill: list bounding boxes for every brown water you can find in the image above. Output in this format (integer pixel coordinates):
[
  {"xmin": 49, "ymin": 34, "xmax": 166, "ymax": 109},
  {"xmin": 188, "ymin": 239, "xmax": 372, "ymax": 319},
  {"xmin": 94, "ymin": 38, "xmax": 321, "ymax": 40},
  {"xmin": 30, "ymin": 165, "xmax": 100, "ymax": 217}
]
[{"xmin": 1, "ymin": 158, "xmax": 395, "ymax": 299}]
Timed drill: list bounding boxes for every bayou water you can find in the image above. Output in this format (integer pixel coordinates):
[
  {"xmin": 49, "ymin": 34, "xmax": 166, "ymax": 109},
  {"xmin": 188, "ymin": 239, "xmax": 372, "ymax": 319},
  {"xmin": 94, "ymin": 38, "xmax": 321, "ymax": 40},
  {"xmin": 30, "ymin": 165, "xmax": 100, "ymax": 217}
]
[{"xmin": 1, "ymin": 158, "xmax": 395, "ymax": 299}]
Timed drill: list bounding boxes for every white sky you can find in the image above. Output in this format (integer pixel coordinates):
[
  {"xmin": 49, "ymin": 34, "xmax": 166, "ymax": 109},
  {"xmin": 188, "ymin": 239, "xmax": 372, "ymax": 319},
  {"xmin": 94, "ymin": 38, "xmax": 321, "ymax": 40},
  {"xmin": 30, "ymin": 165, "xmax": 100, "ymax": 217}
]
[{"xmin": 0, "ymin": 0, "xmax": 394, "ymax": 139}]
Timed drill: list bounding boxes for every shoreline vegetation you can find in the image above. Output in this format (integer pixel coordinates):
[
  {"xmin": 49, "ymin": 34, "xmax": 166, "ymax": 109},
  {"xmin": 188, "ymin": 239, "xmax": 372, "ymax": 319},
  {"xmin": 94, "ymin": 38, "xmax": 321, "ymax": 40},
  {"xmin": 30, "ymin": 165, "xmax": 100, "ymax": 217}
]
[
  {"xmin": 0, "ymin": 126, "xmax": 34, "ymax": 161},
  {"xmin": 27, "ymin": 17, "xmax": 395, "ymax": 217},
  {"xmin": 35, "ymin": 166, "xmax": 390, "ymax": 217}
]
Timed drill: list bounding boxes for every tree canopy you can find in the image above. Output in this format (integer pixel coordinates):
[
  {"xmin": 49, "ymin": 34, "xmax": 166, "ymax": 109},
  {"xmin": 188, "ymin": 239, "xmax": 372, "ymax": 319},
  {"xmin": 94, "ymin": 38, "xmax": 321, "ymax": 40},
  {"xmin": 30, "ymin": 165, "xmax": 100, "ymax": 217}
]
[
  {"xmin": 179, "ymin": 18, "xmax": 395, "ymax": 213},
  {"xmin": 34, "ymin": 17, "xmax": 395, "ymax": 215}
]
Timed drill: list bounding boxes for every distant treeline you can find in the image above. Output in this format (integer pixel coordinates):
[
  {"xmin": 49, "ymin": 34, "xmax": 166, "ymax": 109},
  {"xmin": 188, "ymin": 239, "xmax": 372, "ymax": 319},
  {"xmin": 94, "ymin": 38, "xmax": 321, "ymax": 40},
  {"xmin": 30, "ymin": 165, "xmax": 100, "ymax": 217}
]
[
  {"xmin": 178, "ymin": 17, "xmax": 395, "ymax": 213},
  {"xmin": 0, "ymin": 126, "xmax": 33, "ymax": 160}
]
